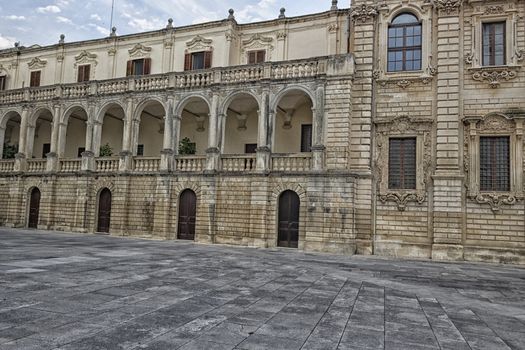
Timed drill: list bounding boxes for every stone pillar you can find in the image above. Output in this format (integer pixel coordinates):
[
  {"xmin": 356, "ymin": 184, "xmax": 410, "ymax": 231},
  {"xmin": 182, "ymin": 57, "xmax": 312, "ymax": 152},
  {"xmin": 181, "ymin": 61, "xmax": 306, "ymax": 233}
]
[
  {"xmin": 119, "ymin": 97, "xmax": 134, "ymax": 172},
  {"xmin": 432, "ymin": 1, "xmax": 464, "ymax": 261},
  {"xmin": 311, "ymin": 86, "xmax": 326, "ymax": 171},
  {"xmin": 18, "ymin": 106, "xmax": 29, "ymax": 156},
  {"xmin": 46, "ymin": 104, "xmax": 62, "ymax": 172},
  {"xmin": 160, "ymin": 97, "xmax": 175, "ymax": 172},
  {"xmin": 152, "ymin": 176, "xmax": 172, "ymax": 237},
  {"xmin": 206, "ymin": 93, "xmax": 221, "ymax": 172},
  {"xmin": 0, "ymin": 127, "xmax": 5, "ymax": 160},
  {"xmin": 256, "ymin": 91, "xmax": 270, "ymax": 172}
]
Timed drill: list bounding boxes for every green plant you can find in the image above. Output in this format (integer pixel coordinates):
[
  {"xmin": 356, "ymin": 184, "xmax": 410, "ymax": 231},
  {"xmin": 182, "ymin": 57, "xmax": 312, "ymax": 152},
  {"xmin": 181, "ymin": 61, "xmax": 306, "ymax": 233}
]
[
  {"xmin": 99, "ymin": 143, "xmax": 113, "ymax": 157},
  {"xmin": 178, "ymin": 137, "xmax": 196, "ymax": 155},
  {"xmin": 2, "ymin": 143, "xmax": 18, "ymax": 159}
]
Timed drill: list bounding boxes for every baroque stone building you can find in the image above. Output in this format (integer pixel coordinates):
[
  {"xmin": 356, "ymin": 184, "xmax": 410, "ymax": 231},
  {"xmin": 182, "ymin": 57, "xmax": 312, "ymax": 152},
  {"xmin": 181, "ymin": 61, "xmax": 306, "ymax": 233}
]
[{"xmin": 0, "ymin": 0, "xmax": 524, "ymax": 264}]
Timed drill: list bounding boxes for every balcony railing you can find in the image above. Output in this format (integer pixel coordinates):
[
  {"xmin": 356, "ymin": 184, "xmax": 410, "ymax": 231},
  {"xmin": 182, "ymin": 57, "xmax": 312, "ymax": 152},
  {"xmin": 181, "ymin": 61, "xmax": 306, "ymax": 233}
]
[
  {"xmin": 27, "ymin": 159, "xmax": 47, "ymax": 173},
  {"xmin": 175, "ymin": 156, "xmax": 206, "ymax": 172},
  {"xmin": 221, "ymin": 155, "xmax": 257, "ymax": 172},
  {"xmin": 0, "ymin": 56, "xmax": 333, "ymax": 105},
  {"xmin": 271, "ymin": 154, "xmax": 312, "ymax": 172},
  {"xmin": 0, "ymin": 159, "xmax": 15, "ymax": 173},
  {"xmin": 96, "ymin": 158, "xmax": 119, "ymax": 172},
  {"xmin": 134, "ymin": 157, "xmax": 160, "ymax": 173},
  {"xmin": 59, "ymin": 159, "xmax": 82, "ymax": 173}
]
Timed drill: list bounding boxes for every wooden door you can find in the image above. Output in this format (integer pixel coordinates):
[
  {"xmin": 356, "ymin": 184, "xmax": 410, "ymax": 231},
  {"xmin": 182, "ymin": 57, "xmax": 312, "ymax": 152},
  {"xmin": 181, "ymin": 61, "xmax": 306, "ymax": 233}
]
[
  {"xmin": 278, "ymin": 190, "xmax": 300, "ymax": 248},
  {"xmin": 28, "ymin": 188, "xmax": 41, "ymax": 229},
  {"xmin": 97, "ymin": 188, "xmax": 112, "ymax": 233},
  {"xmin": 178, "ymin": 189, "xmax": 196, "ymax": 240}
]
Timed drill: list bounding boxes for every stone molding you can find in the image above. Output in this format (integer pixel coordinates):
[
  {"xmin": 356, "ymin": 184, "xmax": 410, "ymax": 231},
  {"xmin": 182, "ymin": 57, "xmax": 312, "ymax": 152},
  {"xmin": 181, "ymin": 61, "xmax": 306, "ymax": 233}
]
[
  {"xmin": 469, "ymin": 66, "xmax": 519, "ymax": 88},
  {"xmin": 128, "ymin": 44, "xmax": 152, "ymax": 58},
  {"xmin": 27, "ymin": 57, "xmax": 47, "ymax": 70},
  {"xmin": 375, "ymin": 115, "xmax": 433, "ymax": 211},
  {"xmin": 350, "ymin": 4, "xmax": 378, "ymax": 23},
  {"xmin": 434, "ymin": 0, "xmax": 463, "ymax": 15},
  {"xmin": 186, "ymin": 35, "xmax": 213, "ymax": 52}
]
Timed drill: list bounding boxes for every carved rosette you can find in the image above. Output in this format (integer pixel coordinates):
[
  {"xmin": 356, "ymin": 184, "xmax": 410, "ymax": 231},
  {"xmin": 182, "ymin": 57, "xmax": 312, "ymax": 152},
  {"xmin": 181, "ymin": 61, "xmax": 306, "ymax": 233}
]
[
  {"xmin": 471, "ymin": 68, "xmax": 518, "ymax": 88},
  {"xmin": 375, "ymin": 116, "xmax": 434, "ymax": 211},
  {"xmin": 350, "ymin": 4, "xmax": 378, "ymax": 23},
  {"xmin": 435, "ymin": 0, "xmax": 463, "ymax": 15}
]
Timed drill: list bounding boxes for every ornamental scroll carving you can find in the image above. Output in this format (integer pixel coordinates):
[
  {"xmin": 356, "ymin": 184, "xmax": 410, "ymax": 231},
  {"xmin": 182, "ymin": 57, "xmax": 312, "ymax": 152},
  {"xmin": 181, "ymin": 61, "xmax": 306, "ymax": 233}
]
[
  {"xmin": 434, "ymin": 0, "xmax": 463, "ymax": 15},
  {"xmin": 463, "ymin": 113, "xmax": 525, "ymax": 212},
  {"xmin": 350, "ymin": 4, "xmax": 378, "ymax": 23},
  {"xmin": 374, "ymin": 116, "xmax": 433, "ymax": 211},
  {"xmin": 471, "ymin": 68, "xmax": 518, "ymax": 88}
]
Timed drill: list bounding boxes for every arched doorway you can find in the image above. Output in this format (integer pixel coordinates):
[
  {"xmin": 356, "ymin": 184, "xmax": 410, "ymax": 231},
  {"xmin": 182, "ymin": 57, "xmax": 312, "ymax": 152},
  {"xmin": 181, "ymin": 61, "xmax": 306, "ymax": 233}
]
[
  {"xmin": 28, "ymin": 187, "xmax": 41, "ymax": 229},
  {"xmin": 177, "ymin": 189, "xmax": 196, "ymax": 240},
  {"xmin": 97, "ymin": 188, "xmax": 112, "ymax": 233},
  {"xmin": 278, "ymin": 190, "xmax": 300, "ymax": 248}
]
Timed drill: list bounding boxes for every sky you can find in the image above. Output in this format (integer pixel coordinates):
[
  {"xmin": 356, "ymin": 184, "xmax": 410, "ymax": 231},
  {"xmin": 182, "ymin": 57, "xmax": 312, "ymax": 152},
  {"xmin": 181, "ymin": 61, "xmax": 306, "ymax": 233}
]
[{"xmin": 0, "ymin": 0, "xmax": 346, "ymax": 49}]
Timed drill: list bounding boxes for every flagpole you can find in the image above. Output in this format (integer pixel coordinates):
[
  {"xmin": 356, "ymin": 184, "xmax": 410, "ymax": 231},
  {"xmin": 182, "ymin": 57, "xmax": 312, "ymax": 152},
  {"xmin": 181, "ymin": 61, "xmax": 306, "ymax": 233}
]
[{"xmin": 109, "ymin": 0, "xmax": 115, "ymax": 34}]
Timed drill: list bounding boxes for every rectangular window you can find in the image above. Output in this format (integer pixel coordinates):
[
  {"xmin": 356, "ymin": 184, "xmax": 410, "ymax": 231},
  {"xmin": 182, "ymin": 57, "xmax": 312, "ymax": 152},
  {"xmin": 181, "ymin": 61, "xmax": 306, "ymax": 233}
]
[
  {"xmin": 245, "ymin": 144, "xmax": 257, "ymax": 154},
  {"xmin": 248, "ymin": 50, "xmax": 266, "ymax": 64},
  {"xmin": 480, "ymin": 136, "xmax": 510, "ymax": 191},
  {"xmin": 301, "ymin": 124, "xmax": 313, "ymax": 152},
  {"xmin": 126, "ymin": 58, "xmax": 151, "ymax": 76},
  {"xmin": 137, "ymin": 144, "xmax": 144, "ymax": 156},
  {"xmin": 184, "ymin": 51, "xmax": 213, "ymax": 70},
  {"xmin": 77, "ymin": 64, "xmax": 91, "ymax": 82},
  {"xmin": 30, "ymin": 71, "xmax": 41, "ymax": 87},
  {"xmin": 77, "ymin": 147, "xmax": 85, "ymax": 158},
  {"xmin": 42, "ymin": 143, "xmax": 51, "ymax": 158},
  {"xmin": 0, "ymin": 75, "xmax": 6, "ymax": 90},
  {"xmin": 483, "ymin": 22, "xmax": 506, "ymax": 66},
  {"xmin": 388, "ymin": 138, "xmax": 417, "ymax": 190}
]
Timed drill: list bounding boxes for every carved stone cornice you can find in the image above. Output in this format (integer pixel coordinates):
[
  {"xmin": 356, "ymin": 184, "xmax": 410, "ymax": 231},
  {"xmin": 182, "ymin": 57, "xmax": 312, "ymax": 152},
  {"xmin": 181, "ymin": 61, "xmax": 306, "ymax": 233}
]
[
  {"xmin": 128, "ymin": 43, "xmax": 152, "ymax": 58},
  {"xmin": 469, "ymin": 66, "xmax": 519, "ymax": 88},
  {"xmin": 471, "ymin": 193, "xmax": 523, "ymax": 213},
  {"xmin": 74, "ymin": 50, "xmax": 98, "ymax": 68},
  {"xmin": 379, "ymin": 192, "xmax": 426, "ymax": 212},
  {"xmin": 350, "ymin": 4, "xmax": 378, "ymax": 23},
  {"xmin": 186, "ymin": 35, "xmax": 213, "ymax": 52},
  {"xmin": 27, "ymin": 57, "xmax": 47, "ymax": 70},
  {"xmin": 483, "ymin": 5, "xmax": 505, "ymax": 15},
  {"xmin": 434, "ymin": 0, "xmax": 463, "ymax": 15},
  {"xmin": 373, "ymin": 74, "xmax": 434, "ymax": 89}
]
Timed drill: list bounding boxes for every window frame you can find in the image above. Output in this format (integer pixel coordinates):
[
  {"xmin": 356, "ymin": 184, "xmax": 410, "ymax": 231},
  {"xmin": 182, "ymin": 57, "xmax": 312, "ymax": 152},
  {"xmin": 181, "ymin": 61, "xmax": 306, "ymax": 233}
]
[
  {"xmin": 247, "ymin": 50, "xmax": 266, "ymax": 65},
  {"xmin": 0, "ymin": 75, "xmax": 6, "ymax": 90},
  {"xmin": 126, "ymin": 58, "xmax": 151, "ymax": 76},
  {"xmin": 482, "ymin": 21, "xmax": 507, "ymax": 67},
  {"xmin": 30, "ymin": 70, "xmax": 41, "ymax": 87},
  {"xmin": 387, "ymin": 13, "xmax": 423, "ymax": 72},
  {"xmin": 77, "ymin": 64, "xmax": 91, "ymax": 82},
  {"xmin": 479, "ymin": 136, "xmax": 510, "ymax": 192},
  {"xmin": 388, "ymin": 137, "xmax": 417, "ymax": 190},
  {"xmin": 184, "ymin": 51, "xmax": 213, "ymax": 71}
]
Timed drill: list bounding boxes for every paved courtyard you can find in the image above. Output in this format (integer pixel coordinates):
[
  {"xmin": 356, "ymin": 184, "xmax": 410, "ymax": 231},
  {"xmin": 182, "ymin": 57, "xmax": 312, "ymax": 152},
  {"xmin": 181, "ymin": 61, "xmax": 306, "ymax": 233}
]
[{"xmin": 0, "ymin": 228, "xmax": 524, "ymax": 350}]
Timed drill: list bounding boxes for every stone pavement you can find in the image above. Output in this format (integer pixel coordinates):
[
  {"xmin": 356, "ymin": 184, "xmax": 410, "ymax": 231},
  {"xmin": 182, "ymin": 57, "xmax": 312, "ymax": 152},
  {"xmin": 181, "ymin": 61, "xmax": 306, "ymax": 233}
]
[{"xmin": 0, "ymin": 228, "xmax": 524, "ymax": 350}]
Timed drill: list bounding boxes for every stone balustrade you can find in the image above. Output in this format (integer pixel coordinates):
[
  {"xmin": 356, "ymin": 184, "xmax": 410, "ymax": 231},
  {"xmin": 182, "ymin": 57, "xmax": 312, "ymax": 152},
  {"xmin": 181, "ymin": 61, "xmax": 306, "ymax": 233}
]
[
  {"xmin": 0, "ymin": 160, "xmax": 15, "ymax": 173},
  {"xmin": 134, "ymin": 157, "xmax": 161, "ymax": 173},
  {"xmin": 271, "ymin": 154, "xmax": 312, "ymax": 172},
  {"xmin": 0, "ymin": 56, "xmax": 333, "ymax": 106},
  {"xmin": 26, "ymin": 159, "xmax": 47, "ymax": 173},
  {"xmin": 221, "ymin": 155, "xmax": 257, "ymax": 172},
  {"xmin": 174, "ymin": 156, "xmax": 206, "ymax": 172},
  {"xmin": 59, "ymin": 159, "xmax": 82, "ymax": 173},
  {"xmin": 95, "ymin": 158, "xmax": 119, "ymax": 172}
]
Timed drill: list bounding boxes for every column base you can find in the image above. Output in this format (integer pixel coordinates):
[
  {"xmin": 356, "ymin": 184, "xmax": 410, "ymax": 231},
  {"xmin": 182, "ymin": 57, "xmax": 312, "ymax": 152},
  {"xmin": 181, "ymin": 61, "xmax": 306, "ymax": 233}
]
[
  {"xmin": 14, "ymin": 153, "xmax": 27, "ymax": 172},
  {"xmin": 256, "ymin": 146, "xmax": 271, "ymax": 172},
  {"xmin": 205, "ymin": 147, "xmax": 220, "ymax": 172},
  {"xmin": 46, "ymin": 152, "xmax": 59, "ymax": 172},
  {"xmin": 160, "ymin": 149, "xmax": 174, "ymax": 172},
  {"xmin": 119, "ymin": 151, "xmax": 133, "ymax": 172},
  {"xmin": 311, "ymin": 145, "xmax": 325, "ymax": 171},
  {"xmin": 81, "ymin": 151, "xmax": 95, "ymax": 171}
]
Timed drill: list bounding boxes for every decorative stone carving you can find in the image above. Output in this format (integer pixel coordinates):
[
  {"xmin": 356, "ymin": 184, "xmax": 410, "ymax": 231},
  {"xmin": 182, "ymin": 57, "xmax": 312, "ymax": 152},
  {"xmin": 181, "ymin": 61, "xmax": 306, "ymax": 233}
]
[
  {"xmin": 128, "ymin": 43, "xmax": 152, "ymax": 58},
  {"xmin": 241, "ymin": 34, "xmax": 273, "ymax": 61},
  {"xmin": 464, "ymin": 52, "xmax": 474, "ymax": 65},
  {"xmin": 483, "ymin": 5, "xmax": 505, "ymax": 15},
  {"xmin": 474, "ymin": 194, "xmax": 520, "ymax": 213},
  {"xmin": 373, "ymin": 74, "xmax": 434, "ymax": 89},
  {"xmin": 516, "ymin": 49, "xmax": 525, "ymax": 62},
  {"xmin": 375, "ymin": 115, "xmax": 433, "ymax": 211},
  {"xmin": 186, "ymin": 35, "xmax": 213, "ymax": 52},
  {"xmin": 74, "ymin": 50, "xmax": 98, "ymax": 68},
  {"xmin": 350, "ymin": 4, "xmax": 378, "ymax": 23},
  {"xmin": 27, "ymin": 57, "xmax": 47, "ymax": 70},
  {"xmin": 276, "ymin": 32, "xmax": 287, "ymax": 41},
  {"xmin": 328, "ymin": 24, "xmax": 338, "ymax": 33},
  {"xmin": 434, "ymin": 0, "xmax": 463, "ymax": 15},
  {"xmin": 470, "ymin": 67, "xmax": 518, "ymax": 88}
]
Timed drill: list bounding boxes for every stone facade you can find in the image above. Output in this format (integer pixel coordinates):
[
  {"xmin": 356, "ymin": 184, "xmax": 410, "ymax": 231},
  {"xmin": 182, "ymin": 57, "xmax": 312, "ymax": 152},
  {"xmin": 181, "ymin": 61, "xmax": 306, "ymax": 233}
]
[{"xmin": 0, "ymin": 0, "xmax": 524, "ymax": 264}]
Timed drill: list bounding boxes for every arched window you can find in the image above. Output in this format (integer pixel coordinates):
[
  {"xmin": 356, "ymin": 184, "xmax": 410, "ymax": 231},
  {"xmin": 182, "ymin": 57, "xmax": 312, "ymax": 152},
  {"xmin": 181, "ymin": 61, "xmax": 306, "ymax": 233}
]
[{"xmin": 388, "ymin": 13, "xmax": 422, "ymax": 72}]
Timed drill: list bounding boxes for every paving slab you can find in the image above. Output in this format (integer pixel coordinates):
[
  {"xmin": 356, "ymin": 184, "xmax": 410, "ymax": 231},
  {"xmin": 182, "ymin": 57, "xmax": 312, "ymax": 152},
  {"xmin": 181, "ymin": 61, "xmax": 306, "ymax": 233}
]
[{"xmin": 0, "ymin": 227, "xmax": 524, "ymax": 350}]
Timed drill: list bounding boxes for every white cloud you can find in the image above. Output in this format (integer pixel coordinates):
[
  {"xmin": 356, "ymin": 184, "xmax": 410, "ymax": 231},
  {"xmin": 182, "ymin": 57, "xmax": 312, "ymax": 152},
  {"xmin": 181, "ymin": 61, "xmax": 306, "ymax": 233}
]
[
  {"xmin": 90, "ymin": 14, "xmax": 102, "ymax": 21},
  {"xmin": 37, "ymin": 5, "xmax": 61, "ymax": 14},
  {"xmin": 3, "ymin": 15, "xmax": 26, "ymax": 21},
  {"xmin": 127, "ymin": 18, "xmax": 164, "ymax": 32},
  {"xmin": 88, "ymin": 23, "xmax": 109, "ymax": 36},
  {"xmin": 56, "ymin": 16, "xmax": 73, "ymax": 24},
  {"xmin": 0, "ymin": 34, "xmax": 16, "ymax": 49},
  {"xmin": 56, "ymin": 0, "xmax": 70, "ymax": 6}
]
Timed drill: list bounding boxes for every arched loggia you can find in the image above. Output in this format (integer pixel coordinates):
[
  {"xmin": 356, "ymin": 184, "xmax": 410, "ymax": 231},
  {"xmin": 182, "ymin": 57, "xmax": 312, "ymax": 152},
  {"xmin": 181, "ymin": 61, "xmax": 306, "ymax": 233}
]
[
  {"xmin": 61, "ymin": 106, "xmax": 88, "ymax": 158},
  {"xmin": 94, "ymin": 103, "xmax": 125, "ymax": 157},
  {"xmin": 177, "ymin": 96, "xmax": 210, "ymax": 155},
  {"xmin": 28, "ymin": 108, "xmax": 54, "ymax": 159},
  {"xmin": 0, "ymin": 111, "xmax": 21, "ymax": 159},
  {"xmin": 134, "ymin": 100, "xmax": 166, "ymax": 157},
  {"xmin": 222, "ymin": 93, "xmax": 260, "ymax": 154}
]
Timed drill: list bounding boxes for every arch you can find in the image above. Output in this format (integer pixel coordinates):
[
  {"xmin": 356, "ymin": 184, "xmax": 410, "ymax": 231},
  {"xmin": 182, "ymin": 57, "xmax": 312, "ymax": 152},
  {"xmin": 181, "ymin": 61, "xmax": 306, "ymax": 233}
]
[
  {"xmin": 272, "ymin": 87, "xmax": 315, "ymax": 153},
  {"xmin": 29, "ymin": 106, "xmax": 54, "ymax": 125},
  {"xmin": 387, "ymin": 4, "xmax": 424, "ymax": 23},
  {"xmin": 177, "ymin": 189, "xmax": 197, "ymax": 241},
  {"xmin": 27, "ymin": 187, "xmax": 41, "ymax": 229},
  {"xmin": 96, "ymin": 100, "xmax": 126, "ymax": 123},
  {"xmin": 95, "ymin": 101, "xmax": 126, "ymax": 156},
  {"xmin": 62, "ymin": 103, "xmax": 89, "ymax": 124},
  {"xmin": 272, "ymin": 182, "xmax": 307, "ymax": 201},
  {"xmin": 387, "ymin": 10, "xmax": 422, "ymax": 72},
  {"xmin": 174, "ymin": 94, "xmax": 212, "ymax": 117},
  {"xmin": 28, "ymin": 106, "xmax": 54, "ymax": 158},
  {"xmin": 134, "ymin": 98, "xmax": 167, "ymax": 156},
  {"xmin": 133, "ymin": 97, "xmax": 168, "ymax": 121},
  {"xmin": 277, "ymin": 190, "xmax": 300, "ymax": 248},
  {"xmin": 0, "ymin": 110, "xmax": 22, "ymax": 159},
  {"xmin": 62, "ymin": 104, "xmax": 89, "ymax": 158},
  {"xmin": 270, "ymin": 85, "xmax": 317, "ymax": 113},
  {"xmin": 0, "ymin": 109, "xmax": 22, "ymax": 129},
  {"xmin": 220, "ymin": 90, "xmax": 261, "ymax": 116},
  {"xmin": 96, "ymin": 187, "xmax": 112, "ymax": 233}
]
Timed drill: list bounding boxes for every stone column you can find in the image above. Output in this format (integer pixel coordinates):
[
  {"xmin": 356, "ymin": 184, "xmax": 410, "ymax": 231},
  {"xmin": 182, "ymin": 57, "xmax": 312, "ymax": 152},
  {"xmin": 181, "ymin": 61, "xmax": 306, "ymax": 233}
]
[
  {"xmin": 0, "ymin": 127, "xmax": 5, "ymax": 160},
  {"xmin": 119, "ymin": 97, "xmax": 134, "ymax": 172},
  {"xmin": 14, "ymin": 106, "xmax": 29, "ymax": 172},
  {"xmin": 206, "ymin": 92, "xmax": 221, "ymax": 172},
  {"xmin": 432, "ymin": 1, "xmax": 464, "ymax": 261},
  {"xmin": 256, "ymin": 91, "xmax": 270, "ymax": 172},
  {"xmin": 46, "ymin": 104, "xmax": 62, "ymax": 172},
  {"xmin": 160, "ymin": 97, "xmax": 175, "ymax": 172},
  {"xmin": 81, "ymin": 119, "xmax": 96, "ymax": 172},
  {"xmin": 311, "ymin": 86, "xmax": 326, "ymax": 171}
]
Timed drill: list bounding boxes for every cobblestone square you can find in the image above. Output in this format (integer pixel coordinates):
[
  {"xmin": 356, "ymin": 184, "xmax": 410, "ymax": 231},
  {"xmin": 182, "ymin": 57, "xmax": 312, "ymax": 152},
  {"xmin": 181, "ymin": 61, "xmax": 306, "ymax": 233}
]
[{"xmin": 0, "ymin": 228, "xmax": 524, "ymax": 350}]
